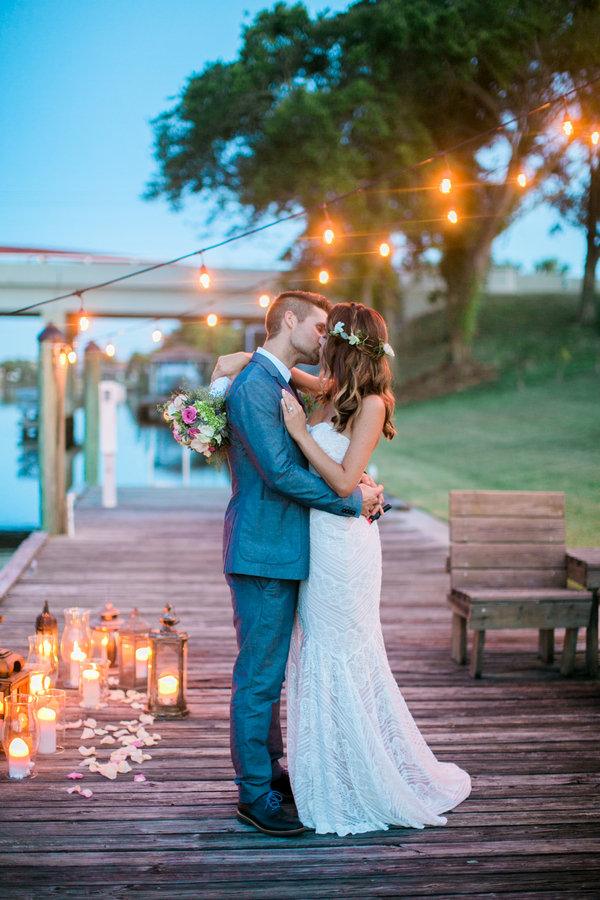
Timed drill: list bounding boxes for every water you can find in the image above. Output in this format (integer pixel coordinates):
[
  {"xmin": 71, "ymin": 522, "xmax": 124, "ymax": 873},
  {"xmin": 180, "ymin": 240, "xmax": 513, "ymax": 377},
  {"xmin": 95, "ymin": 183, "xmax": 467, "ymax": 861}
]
[{"xmin": 0, "ymin": 400, "xmax": 229, "ymax": 532}]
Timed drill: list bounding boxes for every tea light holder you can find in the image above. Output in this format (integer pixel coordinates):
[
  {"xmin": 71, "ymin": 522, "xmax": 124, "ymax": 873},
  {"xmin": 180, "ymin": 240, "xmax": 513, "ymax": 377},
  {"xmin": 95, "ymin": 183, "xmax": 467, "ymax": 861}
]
[
  {"xmin": 79, "ymin": 659, "xmax": 108, "ymax": 709},
  {"xmin": 91, "ymin": 601, "xmax": 123, "ymax": 669},
  {"xmin": 36, "ymin": 688, "xmax": 66, "ymax": 754},
  {"xmin": 2, "ymin": 695, "xmax": 38, "ymax": 779},
  {"xmin": 25, "ymin": 634, "xmax": 54, "ymax": 694},
  {"xmin": 60, "ymin": 608, "xmax": 91, "ymax": 687},
  {"xmin": 118, "ymin": 608, "xmax": 151, "ymax": 690},
  {"xmin": 146, "ymin": 605, "xmax": 188, "ymax": 719}
]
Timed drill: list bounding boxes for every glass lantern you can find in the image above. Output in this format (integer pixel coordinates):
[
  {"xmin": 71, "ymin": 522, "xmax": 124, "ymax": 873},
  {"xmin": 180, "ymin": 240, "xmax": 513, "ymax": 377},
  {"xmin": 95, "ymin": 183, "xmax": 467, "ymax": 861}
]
[
  {"xmin": 146, "ymin": 605, "xmax": 189, "ymax": 719},
  {"xmin": 36, "ymin": 688, "xmax": 66, "ymax": 754},
  {"xmin": 91, "ymin": 601, "xmax": 123, "ymax": 669},
  {"xmin": 0, "ymin": 647, "xmax": 30, "ymax": 720},
  {"xmin": 60, "ymin": 608, "xmax": 91, "ymax": 688},
  {"xmin": 25, "ymin": 634, "xmax": 54, "ymax": 693},
  {"xmin": 35, "ymin": 601, "xmax": 59, "ymax": 677},
  {"xmin": 119, "ymin": 608, "xmax": 151, "ymax": 690},
  {"xmin": 2, "ymin": 695, "xmax": 39, "ymax": 779},
  {"xmin": 79, "ymin": 659, "xmax": 108, "ymax": 709}
]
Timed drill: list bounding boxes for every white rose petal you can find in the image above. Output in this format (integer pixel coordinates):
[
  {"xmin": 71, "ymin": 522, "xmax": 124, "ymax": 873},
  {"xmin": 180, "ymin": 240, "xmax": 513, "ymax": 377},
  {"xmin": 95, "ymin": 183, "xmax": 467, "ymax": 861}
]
[
  {"xmin": 100, "ymin": 735, "xmax": 116, "ymax": 745},
  {"xmin": 83, "ymin": 718, "xmax": 97, "ymax": 728},
  {"xmin": 79, "ymin": 746, "xmax": 96, "ymax": 757},
  {"xmin": 81, "ymin": 728, "xmax": 95, "ymax": 740}
]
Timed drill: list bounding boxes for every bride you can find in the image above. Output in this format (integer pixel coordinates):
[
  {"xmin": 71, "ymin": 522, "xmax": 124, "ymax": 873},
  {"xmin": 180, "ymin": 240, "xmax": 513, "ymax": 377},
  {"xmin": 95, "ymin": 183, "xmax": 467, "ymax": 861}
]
[{"xmin": 280, "ymin": 301, "xmax": 471, "ymax": 836}]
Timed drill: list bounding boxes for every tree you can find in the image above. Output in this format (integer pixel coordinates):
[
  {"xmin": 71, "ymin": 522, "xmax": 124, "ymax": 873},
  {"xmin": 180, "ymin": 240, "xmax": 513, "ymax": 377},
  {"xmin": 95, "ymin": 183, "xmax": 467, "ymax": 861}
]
[{"xmin": 147, "ymin": 0, "xmax": 598, "ymax": 367}]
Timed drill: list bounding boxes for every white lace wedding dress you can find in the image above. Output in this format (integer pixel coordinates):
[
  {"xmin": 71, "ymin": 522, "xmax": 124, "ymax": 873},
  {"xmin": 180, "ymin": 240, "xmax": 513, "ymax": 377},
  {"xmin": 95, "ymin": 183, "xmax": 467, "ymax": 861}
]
[{"xmin": 286, "ymin": 422, "xmax": 471, "ymax": 836}]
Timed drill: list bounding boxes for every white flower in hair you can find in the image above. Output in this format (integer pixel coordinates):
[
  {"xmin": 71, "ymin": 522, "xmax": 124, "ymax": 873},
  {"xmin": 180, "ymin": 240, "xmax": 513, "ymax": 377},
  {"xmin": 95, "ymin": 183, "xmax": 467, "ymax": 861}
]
[
  {"xmin": 331, "ymin": 321, "xmax": 346, "ymax": 335},
  {"xmin": 383, "ymin": 343, "xmax": 395, "ymax": 357}
]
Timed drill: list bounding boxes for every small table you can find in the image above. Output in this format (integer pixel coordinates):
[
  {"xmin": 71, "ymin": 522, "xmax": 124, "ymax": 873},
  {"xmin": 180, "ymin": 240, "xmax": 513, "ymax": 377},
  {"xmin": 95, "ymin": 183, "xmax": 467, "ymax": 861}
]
[{"xmin": 566, "ymin": 548, "xmax": 600, "ymax": 677}]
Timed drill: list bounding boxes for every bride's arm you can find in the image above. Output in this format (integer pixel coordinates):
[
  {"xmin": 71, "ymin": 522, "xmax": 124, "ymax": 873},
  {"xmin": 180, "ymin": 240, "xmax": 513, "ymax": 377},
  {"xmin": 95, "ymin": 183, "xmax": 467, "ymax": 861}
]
[
  {"xmin": 210, "ymin": 351, "xmax": 251, "ymax": 383},
  {"xmin": 289, "ymin": 367, "xmax": 322, "ymax": 395},
  {"xmin": 281, "ymin": 391, "xmax": 385, "ymax": 497}
]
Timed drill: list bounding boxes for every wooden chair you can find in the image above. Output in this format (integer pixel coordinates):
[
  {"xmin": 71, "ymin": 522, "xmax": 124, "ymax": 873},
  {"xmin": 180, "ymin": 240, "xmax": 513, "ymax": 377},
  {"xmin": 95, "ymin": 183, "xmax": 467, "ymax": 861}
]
[{"xmin": 447, "ymin": 490, "xmax": 594, "ymax": 678}]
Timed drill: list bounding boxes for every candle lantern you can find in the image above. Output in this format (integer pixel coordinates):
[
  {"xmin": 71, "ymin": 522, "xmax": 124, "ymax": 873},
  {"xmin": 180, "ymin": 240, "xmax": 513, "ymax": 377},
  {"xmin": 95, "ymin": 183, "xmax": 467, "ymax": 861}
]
[
  {"xmin": 118, "ymin": 608, "xmax": 151, "ymax": 690},
  {"xmin": 60, "ymin": 608, "xmax": 91, "ymax": 688},
  {"xmin": 91, "ymin": 601, "xmax": 123, "ymax": 668},
  {"xmin": 25, "ymin": 634, "xmax": 54, "ymax": 692},
  {"xmin": 0, "ymin": 648, "xmax": 30, "ymax": 720},
  {"xmin": 35, "ymin": 601, "xmax": 59, "ymax": 676},
  {"xmin": 2, "ymin": 695, "xmax": 39, "ymax": 778},
  {"xmin": 146, "ymin": 605, "xmax": 189, "ymax": 719},
  {"xmin": 36, "ymin": 689, "xmax": 66, "ymax": 754}
]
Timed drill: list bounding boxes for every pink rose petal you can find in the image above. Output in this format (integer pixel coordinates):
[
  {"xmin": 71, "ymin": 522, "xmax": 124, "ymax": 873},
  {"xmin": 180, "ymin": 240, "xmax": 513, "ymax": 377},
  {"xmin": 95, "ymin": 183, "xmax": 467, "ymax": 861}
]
[
  {"xmin": 67, "ymin": 772, "xmax": 84, "ymax": 780},
  {"xmin": 133, "ymin": 774, "xmax": 147, "ymax": 782}
]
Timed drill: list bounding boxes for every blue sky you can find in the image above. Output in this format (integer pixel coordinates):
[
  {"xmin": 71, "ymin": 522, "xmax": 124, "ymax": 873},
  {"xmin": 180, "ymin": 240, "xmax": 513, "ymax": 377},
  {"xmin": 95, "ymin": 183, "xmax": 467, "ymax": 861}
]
[{"xmin": 0, "ymin": 0, "xmax": 586, "ymax": 359}]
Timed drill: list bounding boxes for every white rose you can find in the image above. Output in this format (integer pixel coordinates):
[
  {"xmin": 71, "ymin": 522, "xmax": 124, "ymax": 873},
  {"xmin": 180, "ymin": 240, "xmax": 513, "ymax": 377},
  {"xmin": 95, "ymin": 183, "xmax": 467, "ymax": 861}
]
[
  {"xmin": 199, "ymin": 425, "xmax": 215, "ymax": 439},
  {"xmin": 190, "ymin": 437, "xmax": 210, "ymax": 453},
  {"xmin": 167, "ymin": 402, "xmax": 178, "ymax": 417},
  {"xmin": 173, "ymin": 395, "xmax": 187, "ymax": 409}
]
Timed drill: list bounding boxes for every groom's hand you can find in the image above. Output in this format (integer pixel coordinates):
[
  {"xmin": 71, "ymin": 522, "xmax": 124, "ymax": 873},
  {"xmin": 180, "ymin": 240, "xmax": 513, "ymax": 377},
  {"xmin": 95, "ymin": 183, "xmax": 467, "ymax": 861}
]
[{"xmin": 359, "ymin": 482, "xmax": 384, "ymax": 518}]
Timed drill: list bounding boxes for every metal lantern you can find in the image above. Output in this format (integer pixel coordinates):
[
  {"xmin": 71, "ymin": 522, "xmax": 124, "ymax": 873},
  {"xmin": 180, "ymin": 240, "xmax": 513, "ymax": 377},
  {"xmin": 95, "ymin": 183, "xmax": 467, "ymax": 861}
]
[
  {"xmin": 91, "ymin": 601, "xmax": 123, "ymax": 668},
  {"xmin": 0, "ymin": 648, "xmax": 30, "ymax": 720},
  {"xmin": 146, "ymin": 605, "xmax": 188, "ymax": 719},
  {"xmin": 118, "ymin": 608, "xmax": 151, "ymax": 690},
  {"xmin": 35, "ymin": 601, "xmax": 59, "ymax": 677}
]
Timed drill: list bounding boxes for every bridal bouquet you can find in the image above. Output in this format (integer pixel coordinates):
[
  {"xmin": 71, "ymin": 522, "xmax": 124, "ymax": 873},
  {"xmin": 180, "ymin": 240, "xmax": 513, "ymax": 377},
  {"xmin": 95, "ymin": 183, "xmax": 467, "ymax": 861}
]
[{"xmin": 160, "ymin": 386, "xmax": 228, "ymax": 468}]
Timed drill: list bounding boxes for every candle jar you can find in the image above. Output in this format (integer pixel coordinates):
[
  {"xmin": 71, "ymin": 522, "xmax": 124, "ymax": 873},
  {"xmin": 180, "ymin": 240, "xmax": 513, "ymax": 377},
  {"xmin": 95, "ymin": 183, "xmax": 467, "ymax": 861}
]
[
  {"xmin": 60, "ymin": 608, "xmax": 91, "ymax": 688},
  {"xmin": 79, "ymin": 659, "xmax": 108, "ymax": 709},
  {"xmin": 35, "ymin": 689, "xmax": 66, "ymax": 754},
  {"xmin": 25, "ymin": 634, "xmax": 55, "ymax": 692},
  {"xmin": 35, "ymin": 601, "xmax": 59, "ymax": 676},
  {"xmin": 91, "ymin": 601, "xmax": 123, "ymax": 669},
  {"xmin": 2, "ymin": 695, "xmax": 38, "ymax": 779},
  {"xmin": 146, "ymin": 605, "xmax": 189, "ymax": 719},
  {"xmin": 118, "ymin": 608, "xmax": 151, "ymax": 690}
]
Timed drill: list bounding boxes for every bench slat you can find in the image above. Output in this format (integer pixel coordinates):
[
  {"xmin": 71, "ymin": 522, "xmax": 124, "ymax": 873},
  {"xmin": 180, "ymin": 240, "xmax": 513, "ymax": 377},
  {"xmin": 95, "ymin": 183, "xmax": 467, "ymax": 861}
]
[
  {"xmin": 450, "ymin": 543, "xmax": 566, "ymax": 570},
  {"xmin": 450, "ymin": 517, "xmax": 566, "ymax": 544},
  {"xmin": 451, "ymin": 567, "xmax": 566, "ymax": 589},
  {"xmin": 450, "ymin": 490, "xmax": 564, "ymax": 518},
  {"xmin": 448, "ymin": 592, "xmax": 592, "ymax": 630}
]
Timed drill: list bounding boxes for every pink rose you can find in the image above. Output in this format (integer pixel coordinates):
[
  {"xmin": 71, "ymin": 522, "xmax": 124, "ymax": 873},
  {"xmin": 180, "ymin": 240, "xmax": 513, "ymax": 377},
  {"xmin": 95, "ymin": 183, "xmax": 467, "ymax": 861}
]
[
  {"xmin": 182, "ymin": 406, "xmax": 197, "ymax": 424},
  {"xmin": 188, "ymin": 427, "xmax": 200, "ymax": 437},
  {"xmin": 173, "ymin": 428, "xmax": 183, "ymax": 442}
]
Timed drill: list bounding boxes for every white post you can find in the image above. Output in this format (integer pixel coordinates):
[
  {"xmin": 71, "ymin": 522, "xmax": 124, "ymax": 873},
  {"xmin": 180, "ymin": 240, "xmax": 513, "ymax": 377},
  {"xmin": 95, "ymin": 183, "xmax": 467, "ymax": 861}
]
[{"xmin": 99, "ymin": 381, "xmax": 125, "ymax": 508}]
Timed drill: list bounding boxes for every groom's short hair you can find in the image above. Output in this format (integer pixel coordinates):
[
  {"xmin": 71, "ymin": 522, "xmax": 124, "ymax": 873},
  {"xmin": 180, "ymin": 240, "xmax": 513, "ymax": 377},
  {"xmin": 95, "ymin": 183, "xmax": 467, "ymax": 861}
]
[{"xmin": 265, "ymin": 290, "xmax": 331, "ymax": 337}]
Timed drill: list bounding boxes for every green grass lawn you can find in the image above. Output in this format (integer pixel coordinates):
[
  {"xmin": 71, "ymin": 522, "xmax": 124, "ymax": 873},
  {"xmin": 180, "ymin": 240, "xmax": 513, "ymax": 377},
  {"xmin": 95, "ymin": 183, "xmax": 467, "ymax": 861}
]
[{"xmin": 373, "ymin": 293, "xmax": 600, "ymax": 546}]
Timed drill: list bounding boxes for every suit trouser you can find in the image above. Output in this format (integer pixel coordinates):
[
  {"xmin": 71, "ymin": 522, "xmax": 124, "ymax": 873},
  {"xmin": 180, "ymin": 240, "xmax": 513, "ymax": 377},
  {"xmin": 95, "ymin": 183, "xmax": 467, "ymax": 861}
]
[{"xmin": 226, "ymin": 573, "xmax": 298, "ymax": 804}]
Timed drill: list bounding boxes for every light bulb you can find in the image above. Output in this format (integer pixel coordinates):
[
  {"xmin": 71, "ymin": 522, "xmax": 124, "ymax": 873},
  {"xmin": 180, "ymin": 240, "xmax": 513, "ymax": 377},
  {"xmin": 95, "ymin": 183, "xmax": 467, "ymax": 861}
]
[
  {"xmin": 323, "ymin": 227, "xmax": 335, "ymax": 245},
  {"xmin": 591, "ymin": 130, "xmax": 599, "ymax": 146},
  {"xmin": 105, "ymin": 343, "xmax": 116, "ymax": 358},
  {"xmin": 447, "ymin": 209, "xmax": 458, "ymax": 224},
  {"xmin": 258, "ymin": 294, "xmax": 270, "ymax": 308},
  {"xmin": 151, "ymin": 329, "xmax": 162, "ymax": 343},
  {"xmin": 207, "ymin": 313, "xmax": 218, "ymax": 328},
  {"xmin": 562, "ymin": 113, "xmax": 573, "ymax": 137},
  {"xmin": 67, "ymin": 350, "xmax": 77, "ymax": 365},
  {"xmin": 79, "ymin": 314, "xmax": 90, "ymax": 332},
  {"xmin": 318, "ymin": 270, "xmax": 329, "ymax": 284},
  {"xmin": 440, "ymin": 178, "xmax": 452, "ymax": 194},
  {"xmin": 199, "ymin": 265, "xmax": 211, "ymax": 289},
  {"xmin": 379, "ymin": 242, "xmax": 391, "ymax": 258},
  {"xmin": 517, "ymin": 172, "xmax": 527, "ymax": 187}
]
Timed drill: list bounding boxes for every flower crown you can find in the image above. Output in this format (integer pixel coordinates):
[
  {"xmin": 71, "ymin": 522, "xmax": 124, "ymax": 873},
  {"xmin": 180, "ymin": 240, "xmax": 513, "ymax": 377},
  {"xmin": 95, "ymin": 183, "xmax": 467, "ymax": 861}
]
[{"xmin": 329, "ymin": 321, "xmax": 395, "ymax": 358}]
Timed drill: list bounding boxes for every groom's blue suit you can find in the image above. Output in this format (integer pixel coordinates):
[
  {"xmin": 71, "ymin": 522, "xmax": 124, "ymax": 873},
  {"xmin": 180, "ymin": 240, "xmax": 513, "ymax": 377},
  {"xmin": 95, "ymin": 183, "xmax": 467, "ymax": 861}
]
[{"xmin": 224, "ymin": 351, "xmax": 362, "ymax": 803}]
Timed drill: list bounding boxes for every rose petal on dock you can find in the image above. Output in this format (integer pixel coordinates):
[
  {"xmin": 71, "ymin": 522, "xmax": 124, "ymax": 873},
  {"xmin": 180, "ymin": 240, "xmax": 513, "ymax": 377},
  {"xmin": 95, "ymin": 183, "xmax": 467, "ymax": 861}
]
[{"xmin": 79, "ymin": 746, "xmax": 96, "ymax": 757}]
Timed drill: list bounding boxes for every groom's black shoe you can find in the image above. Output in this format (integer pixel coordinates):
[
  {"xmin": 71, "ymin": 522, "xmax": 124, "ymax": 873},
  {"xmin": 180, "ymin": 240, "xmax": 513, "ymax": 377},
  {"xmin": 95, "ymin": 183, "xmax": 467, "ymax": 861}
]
[
  {"xmin": 271, "ymin": 770, "xmax": 294, "ymax": 802},
  {"xmin": 237, "ymin": 790, "xmax": 305, "ymax": 836}
]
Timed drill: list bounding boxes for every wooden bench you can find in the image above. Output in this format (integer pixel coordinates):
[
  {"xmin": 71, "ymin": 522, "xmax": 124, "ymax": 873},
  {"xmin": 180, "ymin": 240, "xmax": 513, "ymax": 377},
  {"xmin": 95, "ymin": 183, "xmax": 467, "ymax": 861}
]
[{"xmin": 447, "ymin": 490, "xmax": 595, "ymax": 678}]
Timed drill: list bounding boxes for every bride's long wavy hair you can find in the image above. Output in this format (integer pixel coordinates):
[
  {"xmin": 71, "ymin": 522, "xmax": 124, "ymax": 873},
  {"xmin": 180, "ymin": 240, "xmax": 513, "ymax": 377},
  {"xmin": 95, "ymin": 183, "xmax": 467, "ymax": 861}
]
[{"xmin": 319, "ymin": 303, "xmax": 396, "ymax": 440}]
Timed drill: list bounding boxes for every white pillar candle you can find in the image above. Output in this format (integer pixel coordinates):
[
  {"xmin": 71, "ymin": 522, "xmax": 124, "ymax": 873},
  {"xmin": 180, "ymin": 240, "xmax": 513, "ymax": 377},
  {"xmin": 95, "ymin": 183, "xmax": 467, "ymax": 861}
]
[
  {"xmin": 135, "ymin": 647, "xmax": 150, "ymax": 681},
  {"xmin": 70, "ymin": 643, "xmax": 86, "ymax": 686},
  {"xmin": 8, "ymin": 737, "xmax": 31, "ymax": 778},
  {"xmin": 29, "ymin": 672, "xmax": 50, "ymax": 695},
  {"xmin": 81, "ymin": 668, "xmax": 101, "ymax": 708},
  {"xmin": 37, "ymin": 706, "xmax": 57, "ymax": 754},
  {"xmin": 157, "ymin": 674, "xmax": 178, "ymax": 705}
]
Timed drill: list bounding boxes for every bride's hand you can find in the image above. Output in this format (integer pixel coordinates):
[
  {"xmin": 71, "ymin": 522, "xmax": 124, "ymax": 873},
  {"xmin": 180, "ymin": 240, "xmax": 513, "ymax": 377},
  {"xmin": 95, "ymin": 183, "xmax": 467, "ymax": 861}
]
[
  {"xmin": 280, "ymin": 390, "xmax": 307, "ymax": 439},
  {"xmin": 210, "ymin": 351, "xmax": 251, "ymax": 383}
]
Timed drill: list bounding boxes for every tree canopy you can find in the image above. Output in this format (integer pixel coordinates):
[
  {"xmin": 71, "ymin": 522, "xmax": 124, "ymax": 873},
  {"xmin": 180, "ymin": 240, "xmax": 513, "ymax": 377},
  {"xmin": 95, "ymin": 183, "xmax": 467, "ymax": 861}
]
[{"xmin": 147, "ymin": 0, "xmax": 600, "ymax": 365}]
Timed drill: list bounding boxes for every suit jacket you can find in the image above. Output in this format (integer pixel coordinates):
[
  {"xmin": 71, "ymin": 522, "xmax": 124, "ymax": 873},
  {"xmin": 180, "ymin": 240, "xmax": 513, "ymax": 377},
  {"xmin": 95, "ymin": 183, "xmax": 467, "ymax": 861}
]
[{"xmin": 223, "ymin": 352, "xmax": 362, "ymax": 579}]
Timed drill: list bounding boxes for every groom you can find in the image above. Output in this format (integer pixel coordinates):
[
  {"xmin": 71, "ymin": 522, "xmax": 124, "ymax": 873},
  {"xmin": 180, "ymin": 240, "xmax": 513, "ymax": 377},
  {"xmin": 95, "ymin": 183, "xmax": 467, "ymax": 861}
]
[{"xmin": 215, "ymin": 290, "xmax": 383, "ymax": 836}]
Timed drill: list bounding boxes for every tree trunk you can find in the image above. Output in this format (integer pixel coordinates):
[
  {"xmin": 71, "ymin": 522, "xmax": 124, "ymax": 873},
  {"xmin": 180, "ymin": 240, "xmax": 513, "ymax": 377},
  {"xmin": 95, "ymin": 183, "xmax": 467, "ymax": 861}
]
[
  {"xmin": 579, "ymin": 153, "xmax": 600, "ymax": 327},
  {"xmin": 441, "ymin": 242, "xmax": 491, "ymax": 368}
]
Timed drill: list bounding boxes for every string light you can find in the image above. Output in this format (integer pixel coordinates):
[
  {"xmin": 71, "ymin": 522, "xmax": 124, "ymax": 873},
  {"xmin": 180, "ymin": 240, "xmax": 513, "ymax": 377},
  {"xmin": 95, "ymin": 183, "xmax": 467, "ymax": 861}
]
[
  {"xmin": 447, "ymin": 209, "xmax": 458, "ymax": 224},
  {"xmin": 67, "ymin": 349, "xmax": 77, "ymax": 364},
  {"xmin": 379, "ymin": 242, "xmax": 391, "ymax": 257},
  {"xmin": 258, "ymin": 294, "xmax": 270, "ymax": 308},
  {"xmin": 318, "ymin": 270, "xmax": 330, "ymax": 284},
  {"xmin": 59, "ymin": 350, "xmax": 68, "ymax": 366},
  {"xmin": 321, "ymin": 205, "xmax": 335, "ymax": 245},
  {"xmin": 206, "ymin": 313, "xmax": 218, "ymax": 327},
  {"xmin": 199, "ymin": 264, "xmax": 211, "ymax": 289},
  {"xmin": 440, "ymin": 177, "xmax": 452, "ymax": 194},
  {"xmin": 76, "ymin": 293, "xmax": 90, "ymax": 332},
  {"xmin": 562, "ymin": 107, "xmax": 574, "ymax": 137},
  {"xmin": 151, "ymin": 329, "xmax": 162, "ymax": 343},
  {"xmin": 517, "ymin": 172, "xmax": 527, "ymax": 187},
  {"xmin": 591, "ymin": 130, "xmax": 599, "ymax": 146},
  {"xmin": 105, "ymin": 343, "xmax": 116, "ymax": 358}
]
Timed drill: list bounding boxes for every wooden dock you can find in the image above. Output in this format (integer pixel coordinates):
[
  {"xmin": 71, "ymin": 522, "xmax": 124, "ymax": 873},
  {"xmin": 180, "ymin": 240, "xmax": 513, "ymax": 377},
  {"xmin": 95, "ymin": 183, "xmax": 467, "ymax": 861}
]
[{"xmin": 0, "ymin": 487, "xmax": 598, "ymax": 899}]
